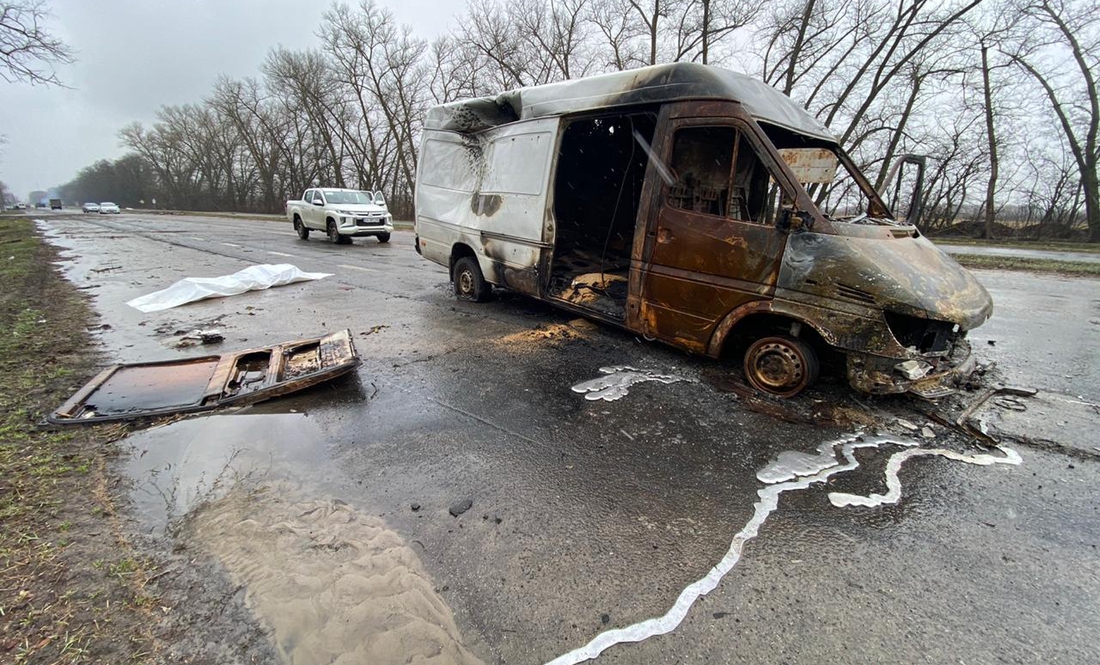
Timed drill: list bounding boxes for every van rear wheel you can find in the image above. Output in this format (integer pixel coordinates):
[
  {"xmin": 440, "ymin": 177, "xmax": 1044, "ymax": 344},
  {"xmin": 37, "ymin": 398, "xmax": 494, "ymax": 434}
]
[
  {"xmin": 743, "ymin": 335, "xmax": 819, "ymax": 398},
  {"xmin": 453, "ymin": 256, "xmax": 491, "ymax": 302}
]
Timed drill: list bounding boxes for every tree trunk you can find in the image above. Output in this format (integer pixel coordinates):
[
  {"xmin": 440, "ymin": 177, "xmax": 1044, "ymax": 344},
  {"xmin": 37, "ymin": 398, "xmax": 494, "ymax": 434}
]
[
  {"xmin": 1084, "ymin": 166, "xmax": 1100, "ymax": 242},
  {"xmin": 701, "ymin": 0, "xmax": 710, "ymax": 64},
  {"xmin": 980, "ymin": 43, "xmax": 998, "ymax": 240}
]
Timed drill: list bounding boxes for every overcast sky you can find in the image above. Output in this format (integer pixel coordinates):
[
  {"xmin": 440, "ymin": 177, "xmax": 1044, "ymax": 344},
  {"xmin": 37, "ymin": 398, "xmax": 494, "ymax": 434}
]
[{"xmin": 0, "ymin": 0, "xmax": 459, "ymax": 199}]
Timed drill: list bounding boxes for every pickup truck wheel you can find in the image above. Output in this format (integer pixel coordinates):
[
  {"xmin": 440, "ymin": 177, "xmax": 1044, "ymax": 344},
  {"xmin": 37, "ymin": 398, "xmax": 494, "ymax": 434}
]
[
  {"xmin": 377, "ymin": 232, "xmax": 390, "ymax": 243},
  {"xmin": 453, "ymin": 256, "xmax": 491, "ymax": 302},
  {"xmin": 294, "ymin": 217, "xmax": 309, "ymax": 240},
  {"xmin": 743, "ymin": 335, "xmax": 819, "ymax": 398},
  {"xmin": 327, "ymin": 219, "xmax": 351, "ymax": 244}
]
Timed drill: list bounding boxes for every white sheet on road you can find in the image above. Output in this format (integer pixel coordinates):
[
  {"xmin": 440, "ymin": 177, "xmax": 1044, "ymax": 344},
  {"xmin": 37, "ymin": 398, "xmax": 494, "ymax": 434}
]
[{"xmin": 126, "ymin": 264, "xmax": 332, "ymax": 313}]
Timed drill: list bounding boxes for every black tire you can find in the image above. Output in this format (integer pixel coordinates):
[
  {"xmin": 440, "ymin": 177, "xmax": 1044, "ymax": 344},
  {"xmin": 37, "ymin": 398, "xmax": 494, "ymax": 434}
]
[
  {"xmin": 294, "ymin": 216, "xmax": 309, "ymax": 240},
  {"xmin": 742, "ymin": 335, "xmax": 819, "ymax": 398},
  {"xmin": 452, "ymin": 256, "xmax": 491, "ymax": 302},
  {"xmin": 377, "ymin": 232, "xmax": 391, "ymax": 243},
  {"xmin": 327, "ymin": 219, "xmax": 351, "ymax": 244}
]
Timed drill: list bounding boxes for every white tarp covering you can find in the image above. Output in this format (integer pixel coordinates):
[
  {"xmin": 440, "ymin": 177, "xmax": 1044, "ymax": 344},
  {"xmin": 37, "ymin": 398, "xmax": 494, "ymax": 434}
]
[{"xmin": 126, "ymin": 264, "xmax": 332, "ymax": 313}]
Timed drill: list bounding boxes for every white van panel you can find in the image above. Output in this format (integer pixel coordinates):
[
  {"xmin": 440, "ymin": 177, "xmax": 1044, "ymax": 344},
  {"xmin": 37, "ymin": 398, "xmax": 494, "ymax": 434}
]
[{"xmin": 415, "ymin": 118, "xmax": 559, "ymax": 292}]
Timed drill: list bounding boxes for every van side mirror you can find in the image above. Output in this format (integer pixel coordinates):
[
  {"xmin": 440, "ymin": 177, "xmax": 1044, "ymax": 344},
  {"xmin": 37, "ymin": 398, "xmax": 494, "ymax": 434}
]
[{"xmin": 880, "ymin": 154, "xmax": 926, "ymax": 226}]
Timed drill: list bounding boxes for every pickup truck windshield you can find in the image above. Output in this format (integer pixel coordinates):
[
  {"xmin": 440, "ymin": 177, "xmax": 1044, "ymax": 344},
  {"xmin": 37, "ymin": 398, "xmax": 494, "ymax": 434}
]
[{"xmin": 324, "ymin": 190, "xmax": 375, "ymax": 205}]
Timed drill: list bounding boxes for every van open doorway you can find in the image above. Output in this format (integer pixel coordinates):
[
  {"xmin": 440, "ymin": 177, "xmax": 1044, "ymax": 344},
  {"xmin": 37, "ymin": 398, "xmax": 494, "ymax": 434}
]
[{"xmin": 547, "ymin": 110, "xmax": 658, "ymax": 319}]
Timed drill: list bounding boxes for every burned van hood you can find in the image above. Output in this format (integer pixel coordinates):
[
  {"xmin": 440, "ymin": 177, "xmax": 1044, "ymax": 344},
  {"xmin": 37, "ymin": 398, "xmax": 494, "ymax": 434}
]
[{"xmin": 778, "ymin": 228, "xmax": 993, "ymax": 331}]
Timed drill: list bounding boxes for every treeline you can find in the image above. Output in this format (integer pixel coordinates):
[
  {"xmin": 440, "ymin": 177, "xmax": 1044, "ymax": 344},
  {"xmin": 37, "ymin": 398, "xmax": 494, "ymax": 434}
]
[{"xmin": 60, "ymin": 0, "xmax": 1099, "ymax": 240}]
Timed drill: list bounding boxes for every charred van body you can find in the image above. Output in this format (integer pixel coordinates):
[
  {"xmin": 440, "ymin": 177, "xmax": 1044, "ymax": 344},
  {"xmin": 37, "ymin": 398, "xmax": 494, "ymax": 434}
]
[{"xmin": 414, "ymin": 63, "xmax": 992, "ymax": 398}]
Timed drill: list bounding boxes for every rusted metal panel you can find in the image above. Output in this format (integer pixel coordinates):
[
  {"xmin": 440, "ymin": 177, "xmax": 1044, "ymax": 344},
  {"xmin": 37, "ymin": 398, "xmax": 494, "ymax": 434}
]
[
  {"xmin": 777, "ymin": 148, "xmax": 838, "ymax": 184},
  {"xmin": 50, "ymin": 330, "xmax": 359, "ymax": 425}
]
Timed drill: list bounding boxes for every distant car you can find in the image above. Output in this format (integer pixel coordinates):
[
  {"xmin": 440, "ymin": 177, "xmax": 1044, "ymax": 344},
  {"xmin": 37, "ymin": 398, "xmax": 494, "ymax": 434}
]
[
  {"xmin": 82, "ymin": 202, "xmax": 100, "ymax": 213},
  {"xmin": 98, "ymin": 202, "xmax": 120, "ymax": 214},
  {"xmin": 35, "ymin": 202, "xmax": 46, "ymax": 208}
]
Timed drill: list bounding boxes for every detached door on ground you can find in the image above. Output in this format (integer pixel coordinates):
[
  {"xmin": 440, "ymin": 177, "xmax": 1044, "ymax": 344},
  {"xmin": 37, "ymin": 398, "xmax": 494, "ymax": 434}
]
[{"xmin": 639, "ymin": 119, "xmax": 789, "ymax": 353}]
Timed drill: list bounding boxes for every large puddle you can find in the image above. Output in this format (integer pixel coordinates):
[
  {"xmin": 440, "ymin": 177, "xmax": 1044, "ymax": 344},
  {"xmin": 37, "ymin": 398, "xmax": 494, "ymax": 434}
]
[
  {"xmin": 124, "ymin": 412, "xmax": 334, "ymax": 530},
  {"xmin": 123, "ymin": 412, "xmax": 484, "ymax": 665}
]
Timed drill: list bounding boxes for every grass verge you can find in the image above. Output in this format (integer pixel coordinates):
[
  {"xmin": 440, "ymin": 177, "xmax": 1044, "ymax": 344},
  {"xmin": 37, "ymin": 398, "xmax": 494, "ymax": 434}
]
[
  {"xmin": 953, "ymin": 253, "xmax": 1100, "ymax": 277},
  {"xmin": 0, "ymin": 218, "xmax": 156, "ymax": 663},
  {"xmin": 933, "ymin": 237, "xmax": 1100, "ymax": 254}
]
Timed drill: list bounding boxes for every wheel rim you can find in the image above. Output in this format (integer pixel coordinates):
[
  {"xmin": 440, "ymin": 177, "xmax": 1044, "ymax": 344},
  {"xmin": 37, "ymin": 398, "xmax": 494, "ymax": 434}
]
[
  {"xmin": 457, "ymin": 269, "xmax": 474, "ymax": 295},
  {"xmin": 746, "ymin": 340, "xmax": 807, "ymax": 395},
  {"xmin": 328, "ymin": 223, "xmax": 336, "ymax": 240}
]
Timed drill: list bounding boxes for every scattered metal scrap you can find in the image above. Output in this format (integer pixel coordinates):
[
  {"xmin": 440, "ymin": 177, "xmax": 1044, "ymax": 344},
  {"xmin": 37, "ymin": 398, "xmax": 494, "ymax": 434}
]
[
  {"xmin": 920, "ymin": 381, "xmax": 1038, "ymax": 446},
  {"xmin": 174, "ymin": 329, "xmax": 225, "ymax": 348},
  {"xmin": 50, "ymin": 329, "xmax": 359, "ymax": 425},
  {"xmin": 955, "ymin": 384, "xmax": 1038, "ymax": 442}
]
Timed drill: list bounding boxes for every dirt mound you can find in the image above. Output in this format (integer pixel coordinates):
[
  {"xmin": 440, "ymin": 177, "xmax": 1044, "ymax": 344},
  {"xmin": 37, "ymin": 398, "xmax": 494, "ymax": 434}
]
[{"xmin": 190, "ymin": 486, "xmax": 485, "ymax": 665}]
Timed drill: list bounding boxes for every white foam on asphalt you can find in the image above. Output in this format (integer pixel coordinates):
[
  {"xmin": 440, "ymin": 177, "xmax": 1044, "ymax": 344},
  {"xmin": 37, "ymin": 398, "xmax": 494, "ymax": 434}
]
[
  {"xmin": 545, "ymin": 433, "xmax": 1021, "ymax": 665},
  {"xmin": 570, "ymin": 366, "xmax": 690, "ymax": 401}
]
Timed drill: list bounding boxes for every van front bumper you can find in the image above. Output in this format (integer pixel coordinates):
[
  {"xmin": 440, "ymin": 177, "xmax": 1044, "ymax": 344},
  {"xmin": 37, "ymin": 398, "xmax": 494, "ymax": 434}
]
[{"xmin": 846, "ymin": 339, "xmax": 976, "ymax": 399}]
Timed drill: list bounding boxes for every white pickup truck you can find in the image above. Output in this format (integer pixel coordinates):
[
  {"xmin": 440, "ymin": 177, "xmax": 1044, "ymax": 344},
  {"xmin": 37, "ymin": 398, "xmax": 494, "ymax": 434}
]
[{"xmin": 286, "ymin": 187, "xmax": 394, "ymax": 244}]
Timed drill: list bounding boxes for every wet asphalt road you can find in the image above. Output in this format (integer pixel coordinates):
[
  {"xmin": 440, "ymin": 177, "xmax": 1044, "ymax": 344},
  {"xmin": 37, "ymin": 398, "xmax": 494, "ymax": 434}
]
[{"xmin": 38, "ymin": 211, "xmax": 1100, "ymax": 664}]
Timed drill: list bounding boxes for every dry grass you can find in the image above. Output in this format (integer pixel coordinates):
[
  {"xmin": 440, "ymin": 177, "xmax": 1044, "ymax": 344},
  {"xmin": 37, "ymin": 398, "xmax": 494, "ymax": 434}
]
[
  {"xmin": 0, "ymin": 219, "xmax": 158, "ymax": 664},
  {"xmin": 953, "ymin": 254, "xmax": 1100, "ymax": 277}
]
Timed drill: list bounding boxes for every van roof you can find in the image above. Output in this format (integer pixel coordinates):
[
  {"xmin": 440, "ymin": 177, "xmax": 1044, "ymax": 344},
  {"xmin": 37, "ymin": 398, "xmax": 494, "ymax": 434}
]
[{"xmin": 424, "ymin": 63, "xmax": 834, "ymax": 142}]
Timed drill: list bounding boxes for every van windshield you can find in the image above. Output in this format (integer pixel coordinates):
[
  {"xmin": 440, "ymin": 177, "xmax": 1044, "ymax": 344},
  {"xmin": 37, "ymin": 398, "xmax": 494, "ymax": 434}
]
[
  {"xmin": 324, "ymin": 190, "xmax": 376, "ymax": 205},
  {"xmin": 761, "ymin": 126, "xmax": 893, "ymax": 224}
]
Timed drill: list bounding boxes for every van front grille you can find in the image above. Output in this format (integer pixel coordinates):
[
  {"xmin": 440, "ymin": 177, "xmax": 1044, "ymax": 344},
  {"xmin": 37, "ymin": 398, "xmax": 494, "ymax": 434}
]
[{"xmin": 835, "ymin": 283, "xmax": 876, "ymax": 304}]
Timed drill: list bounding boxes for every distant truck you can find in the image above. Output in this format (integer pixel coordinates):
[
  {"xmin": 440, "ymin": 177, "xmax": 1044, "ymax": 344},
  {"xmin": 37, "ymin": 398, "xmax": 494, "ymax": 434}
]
[
  {"xmin": 414, "ymin": 63, "xmax": 992, "ymax": 399},
  {"xmin": 49, "ymin": 198, "xmax": 62, "ymax": 210},
  {"xmin": 285, "ymin": 188, "xmax": 393, "ymax": 244}
]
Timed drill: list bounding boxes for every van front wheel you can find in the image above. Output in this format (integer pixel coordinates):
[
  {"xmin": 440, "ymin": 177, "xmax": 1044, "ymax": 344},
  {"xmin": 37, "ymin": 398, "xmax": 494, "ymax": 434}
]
[
  {"xmin": 743, "ymin": 335, "xmax": 819, "ymax": 398},
  {"xmin": 453, "ymin": 257, "xmax": 490, "ymax": 302}
]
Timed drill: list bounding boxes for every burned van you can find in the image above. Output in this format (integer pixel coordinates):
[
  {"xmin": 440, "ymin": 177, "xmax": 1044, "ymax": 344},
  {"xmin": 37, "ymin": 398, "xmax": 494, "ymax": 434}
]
[{"xmin": 414, "ymin": 63, "xmax": 992, "ymax": 398}]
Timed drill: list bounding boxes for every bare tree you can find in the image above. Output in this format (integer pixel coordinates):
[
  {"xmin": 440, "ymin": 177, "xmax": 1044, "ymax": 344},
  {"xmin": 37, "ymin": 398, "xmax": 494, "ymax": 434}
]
[
  {"xmin": 41, "ymin": 0, "xmax": 1088, "ymax": 236},
  {"xmin": 1009, "ymin": 0, "xmax": 1100, "ymax": 241},
  {"xmin": 590, "ymin": 0, "xmax": 646, "ymax": 70},
  {"xmin": 0, "ymin": 0, "xmax": 72, "ymax": 85}
]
